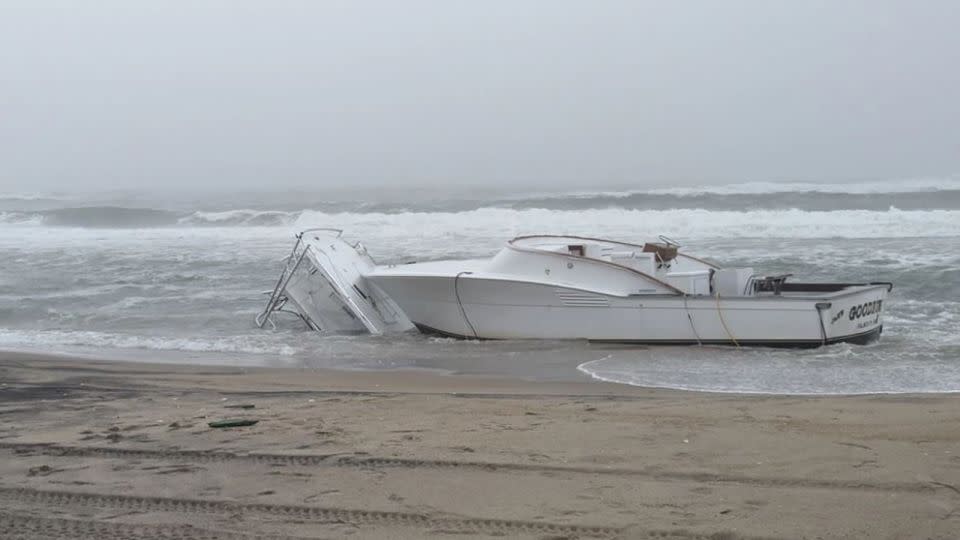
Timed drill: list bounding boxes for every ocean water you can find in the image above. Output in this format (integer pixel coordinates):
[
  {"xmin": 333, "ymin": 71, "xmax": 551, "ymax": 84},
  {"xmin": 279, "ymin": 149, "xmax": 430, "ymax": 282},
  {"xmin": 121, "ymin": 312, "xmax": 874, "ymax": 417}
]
[{"xmin": 2, "ymin": 179, "xmax": 959, "ymax": 394}]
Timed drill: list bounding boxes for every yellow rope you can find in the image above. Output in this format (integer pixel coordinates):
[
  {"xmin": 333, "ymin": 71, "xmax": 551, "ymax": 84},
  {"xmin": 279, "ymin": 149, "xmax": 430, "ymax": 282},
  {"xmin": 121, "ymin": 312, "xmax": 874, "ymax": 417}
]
[
  {"xmin": 683, "ymin": 294, "xmax": 703, "ymax": 346},
  {"xmin": 715, "ymin": 290, "xmax": 741, "ymax": 348}
]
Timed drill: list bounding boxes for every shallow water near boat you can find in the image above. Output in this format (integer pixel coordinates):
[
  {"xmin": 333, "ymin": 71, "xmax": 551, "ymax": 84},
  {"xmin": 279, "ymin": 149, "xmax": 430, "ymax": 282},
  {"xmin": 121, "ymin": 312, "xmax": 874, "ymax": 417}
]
[{"xmin": 2, "ymin": 179, "xmax": 959, "ymax": 394}]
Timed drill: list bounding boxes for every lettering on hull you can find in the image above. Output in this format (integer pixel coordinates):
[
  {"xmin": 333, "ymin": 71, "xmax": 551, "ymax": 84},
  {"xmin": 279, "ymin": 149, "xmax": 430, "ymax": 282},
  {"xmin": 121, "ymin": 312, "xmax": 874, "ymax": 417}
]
[
  {"xmin": 835, "ymin": 299, "xmax": 883, "ymax": 330},
  {"xmin": 849, "ymin": 300, "xmax": 883, "ymax": 321}
]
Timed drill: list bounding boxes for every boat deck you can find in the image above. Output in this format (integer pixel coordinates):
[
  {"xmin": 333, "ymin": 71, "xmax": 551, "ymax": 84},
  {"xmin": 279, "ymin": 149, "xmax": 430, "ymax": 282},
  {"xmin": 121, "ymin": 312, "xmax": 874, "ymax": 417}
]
[{"xmin": 368, "ymin": 260, "xmax": 889, "ymax": 300}]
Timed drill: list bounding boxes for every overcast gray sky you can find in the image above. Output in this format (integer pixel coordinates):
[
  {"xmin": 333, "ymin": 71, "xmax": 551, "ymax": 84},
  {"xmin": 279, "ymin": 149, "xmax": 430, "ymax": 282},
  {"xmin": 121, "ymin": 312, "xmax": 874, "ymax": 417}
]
[{"xmin": 1, "ymin": 0, "xmax": 958, "ymax": 192}]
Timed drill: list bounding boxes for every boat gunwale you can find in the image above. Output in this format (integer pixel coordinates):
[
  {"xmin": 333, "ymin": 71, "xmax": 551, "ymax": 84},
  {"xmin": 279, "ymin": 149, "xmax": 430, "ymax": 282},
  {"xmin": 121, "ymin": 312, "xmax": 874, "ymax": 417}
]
[{"xmin": 368, "ymin": 273, "xmax": 890, "ymax": 303}]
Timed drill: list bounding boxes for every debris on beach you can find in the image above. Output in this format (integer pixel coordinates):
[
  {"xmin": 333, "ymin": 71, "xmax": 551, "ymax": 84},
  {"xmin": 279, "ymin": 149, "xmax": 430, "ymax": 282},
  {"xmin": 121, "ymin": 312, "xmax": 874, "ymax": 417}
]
[
  {"xmin": 224, "ymin": 404, "xmax": 256, "ymax": 409},
  {"xmin": 27, "ymin": 465, "xmax": 62, "ymax": 477},
  {"xmin": 208, "ymin": 419, "xmax": 260, "ymax": 428}
]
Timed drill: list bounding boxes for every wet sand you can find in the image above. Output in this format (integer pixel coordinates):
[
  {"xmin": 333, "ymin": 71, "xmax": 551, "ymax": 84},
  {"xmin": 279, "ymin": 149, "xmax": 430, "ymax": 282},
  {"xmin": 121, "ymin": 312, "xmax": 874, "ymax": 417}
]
[{"xmin": 1, "ymin": 350, "xmax": 958, "ymax": 539}]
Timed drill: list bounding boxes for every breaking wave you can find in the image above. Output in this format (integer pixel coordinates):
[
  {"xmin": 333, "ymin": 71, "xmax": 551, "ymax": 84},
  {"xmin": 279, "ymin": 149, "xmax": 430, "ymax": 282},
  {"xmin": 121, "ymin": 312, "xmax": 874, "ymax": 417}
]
[
  {"xmin": 0, "ymin": 193, "xmax": 62, "ymax": 202},
  {"xmin": 291, "ymin": 207, "xmax": 960, "ymax": 239},
  {"xmin": 0, "ymin": 211, "xmax": 45, "ymax": 226},
  {"xmin": 622, "ymin": 178, "xmax": 960, "ymax": 197},
  {"xmin": 3, "ymin": 178, "xmax": 960, "ymax": 229},
  {"xmin": 177, "ymin": 209, "xmax": 295, "ymax": 227},
  {"xmin": 0, "ymin": 207, "xmax": 296, "ymax": 228},
  {"xmin": 2, "ymin": 206, "xmax": 959, "ymax": 239},
  {"xmin": 0, "ymin": 207, "xmax": 182, "ymax": 228},
  {"xmin": 575, "ymin": 350, "xmax": 960, "ymax": 395}
]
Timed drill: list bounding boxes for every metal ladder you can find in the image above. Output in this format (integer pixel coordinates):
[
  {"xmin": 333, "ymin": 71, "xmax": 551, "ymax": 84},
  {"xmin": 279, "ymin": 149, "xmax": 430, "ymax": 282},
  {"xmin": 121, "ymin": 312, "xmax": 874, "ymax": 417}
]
[
  {"xmin": 255, "ymin": 233, "xmax": 311, "ymax": 329},
  {"xmin": 256, "ymin": 228, "xmax": 347, "ymax": 330}
]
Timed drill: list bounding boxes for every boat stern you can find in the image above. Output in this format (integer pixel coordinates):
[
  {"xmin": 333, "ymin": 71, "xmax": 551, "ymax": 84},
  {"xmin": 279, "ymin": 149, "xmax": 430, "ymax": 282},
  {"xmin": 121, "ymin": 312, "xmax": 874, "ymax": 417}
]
[{"xmin": 819, "ymin": 284, "xmax": 891, "ymax": 345}]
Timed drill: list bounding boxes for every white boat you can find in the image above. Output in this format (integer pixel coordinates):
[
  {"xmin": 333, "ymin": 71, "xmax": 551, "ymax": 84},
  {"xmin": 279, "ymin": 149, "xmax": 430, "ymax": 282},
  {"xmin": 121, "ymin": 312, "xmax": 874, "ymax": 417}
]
[{"xmin": 258, "ymin": 229, "xmax": 891, "ymax": 347}]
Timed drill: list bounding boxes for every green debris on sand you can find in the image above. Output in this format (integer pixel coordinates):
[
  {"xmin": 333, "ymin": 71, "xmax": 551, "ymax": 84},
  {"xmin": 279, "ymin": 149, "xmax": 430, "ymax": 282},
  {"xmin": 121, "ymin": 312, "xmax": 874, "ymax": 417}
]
[
  {"xmin": 223, "ymin": 404, "xmax": 256, "ymax": 409},
  {"xmin": 208, "ymin": 419, "xmax": 259, "ymax": 428}
]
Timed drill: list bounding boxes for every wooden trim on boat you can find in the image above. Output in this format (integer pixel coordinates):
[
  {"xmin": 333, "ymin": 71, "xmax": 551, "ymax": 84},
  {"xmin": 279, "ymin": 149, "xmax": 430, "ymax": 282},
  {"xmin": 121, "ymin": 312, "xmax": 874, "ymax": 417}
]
[
  {"xmin": 511, "ymin": 234, "xmax": 645, "ymax": 249},
  {"xmin": 510, "ymin": 234, "xmax": 720, "ymax": 269}
]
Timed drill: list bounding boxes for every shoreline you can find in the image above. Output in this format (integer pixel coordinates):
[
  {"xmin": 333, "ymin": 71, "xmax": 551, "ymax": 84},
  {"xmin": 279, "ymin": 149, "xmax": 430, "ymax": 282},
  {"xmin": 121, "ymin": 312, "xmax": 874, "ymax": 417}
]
[
  {"xmin": 4, "ymin": 346, "xmax": 959, "ymax": 398},
  {"xmin": 0, "ymin": 348, "xmax": 669, "ymax": 398}
]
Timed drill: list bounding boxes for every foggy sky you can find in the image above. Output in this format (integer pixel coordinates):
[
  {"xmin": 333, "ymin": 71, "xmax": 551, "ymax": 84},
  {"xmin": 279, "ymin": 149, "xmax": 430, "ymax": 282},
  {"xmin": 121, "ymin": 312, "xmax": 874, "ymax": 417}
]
[{"xmin": 1, "ymin": 1, "xmax": 958, "ymax": 192}]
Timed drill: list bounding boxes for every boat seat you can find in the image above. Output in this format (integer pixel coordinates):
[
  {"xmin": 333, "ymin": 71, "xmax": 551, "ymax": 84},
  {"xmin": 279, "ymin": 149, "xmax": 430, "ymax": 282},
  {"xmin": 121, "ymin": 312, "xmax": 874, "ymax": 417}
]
[{"xmin": 642, "ymin": 242, "xmax": 678, "ymax": 263}]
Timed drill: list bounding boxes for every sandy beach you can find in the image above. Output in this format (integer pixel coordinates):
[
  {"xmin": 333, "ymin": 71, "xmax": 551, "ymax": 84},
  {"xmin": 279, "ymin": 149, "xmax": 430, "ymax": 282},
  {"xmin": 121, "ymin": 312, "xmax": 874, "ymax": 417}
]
[{"xmin": 0, "ymin": 350, "xmax": 958, "ymax": 539}]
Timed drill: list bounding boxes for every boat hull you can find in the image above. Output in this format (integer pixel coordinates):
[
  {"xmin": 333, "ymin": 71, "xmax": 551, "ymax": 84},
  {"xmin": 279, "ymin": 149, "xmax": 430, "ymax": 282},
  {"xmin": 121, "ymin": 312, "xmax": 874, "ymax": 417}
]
[
  {"xmin": 368, "ymin": 275, "xmax": 889, "ymax": 347},
  {"xmin": 413, "ymin": 321, "xmax": 882, "ymax": 347},
  {"xmin": 267, "ymin": 231, "xmax": 890, "ymax": 347}
]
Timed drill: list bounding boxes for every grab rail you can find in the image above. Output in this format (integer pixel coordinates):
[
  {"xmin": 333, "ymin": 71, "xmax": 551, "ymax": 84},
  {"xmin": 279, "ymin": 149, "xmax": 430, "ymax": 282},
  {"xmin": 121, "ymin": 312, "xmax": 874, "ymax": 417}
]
[
  {"xmin": 870, "ymin": 282, "xmax": 895, "ymax": 292},
  {"xmin": 298, "ymin": 227, "xmax": 342, "ymax": 238}
]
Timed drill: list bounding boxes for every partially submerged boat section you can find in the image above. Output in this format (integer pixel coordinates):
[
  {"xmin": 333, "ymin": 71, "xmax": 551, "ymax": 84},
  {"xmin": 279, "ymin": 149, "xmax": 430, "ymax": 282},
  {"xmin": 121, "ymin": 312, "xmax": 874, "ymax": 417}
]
[
  {"xmin": 258, "ymin": 231, "xmax": 891, "ymax": 347},
  {"xmin": 256, "ymin": 229, "xmax": 413, "ymax": 334}
]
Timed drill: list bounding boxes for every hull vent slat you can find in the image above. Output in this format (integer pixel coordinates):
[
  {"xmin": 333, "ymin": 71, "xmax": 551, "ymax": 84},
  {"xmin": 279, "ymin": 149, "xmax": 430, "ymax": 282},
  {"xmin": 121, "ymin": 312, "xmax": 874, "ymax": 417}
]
[{"xmin": 555, "ymin": 290, "xmax": 610, "ymax": 308}]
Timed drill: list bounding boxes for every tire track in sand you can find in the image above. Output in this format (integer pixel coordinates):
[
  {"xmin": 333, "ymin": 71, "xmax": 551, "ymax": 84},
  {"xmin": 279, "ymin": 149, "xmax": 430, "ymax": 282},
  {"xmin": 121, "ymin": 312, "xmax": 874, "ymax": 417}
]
[
  {"xmin": 0, "ymin": 487, "xmax": 633, "ymax": 539},
  {"xmin": 0, "ymin": 441, "xmax": 935, "ymax": 494},
  {"xmin": 0, "ymin": 511, "xmax": 296, "ymax": 540}
]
